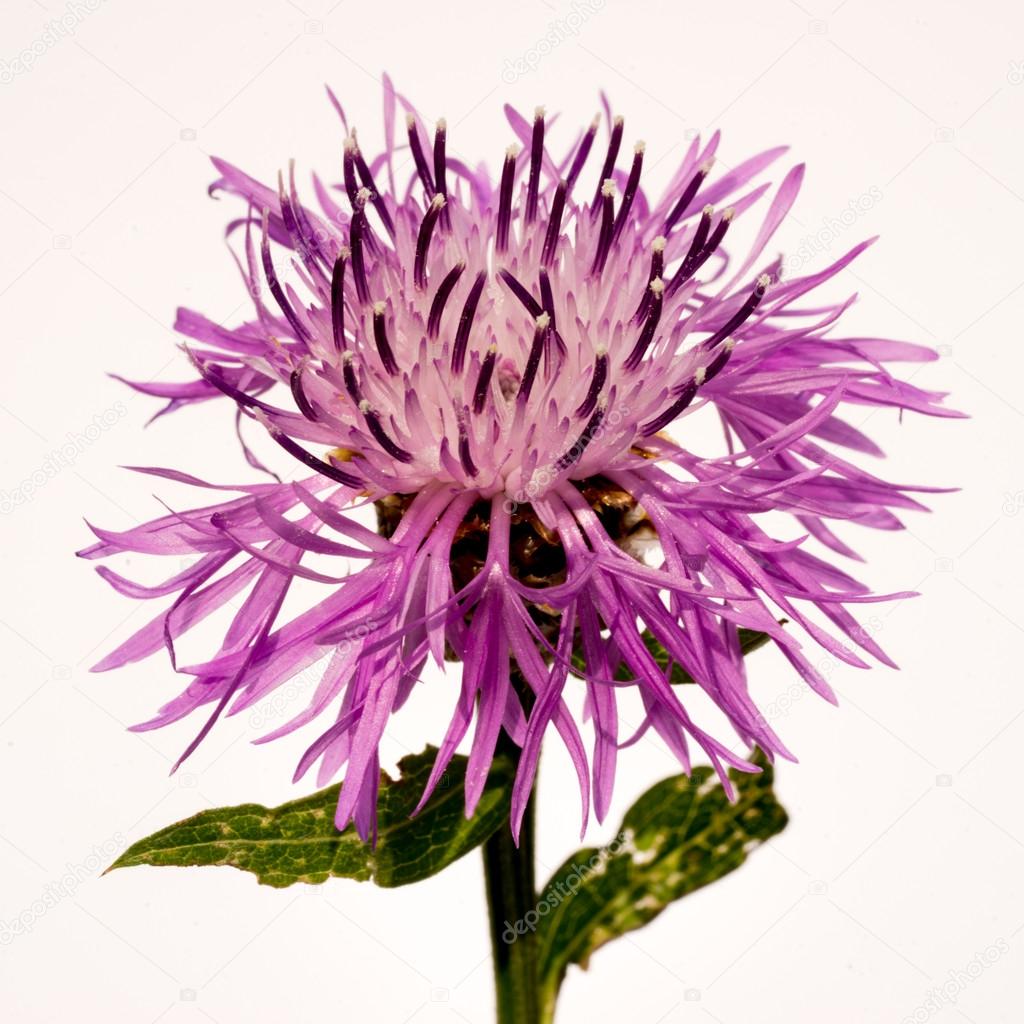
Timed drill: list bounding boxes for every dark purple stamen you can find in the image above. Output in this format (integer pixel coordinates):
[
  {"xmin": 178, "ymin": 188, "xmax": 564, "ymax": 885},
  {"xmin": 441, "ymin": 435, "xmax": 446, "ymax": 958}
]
[
  {"xmin": 565, "ymin": 115, "xmax": 599, "ymax": 196},
  {"xmin": 555, "ymin": 402, "xmax": 605, "ymax": 471},
  {"xmin": 704, "ymin": 275, "xmax": 768, "ymax": 348},
  {"xmin": 290, "ymin": 364, "xmax": 318, "ymax": 421},
  {"xmin": 702, "ymin": 341, "xmax": 735, "ymax": 383},
  {"xmin": 260, "ymin": 216, "xmax": 312, "ymax": 343},
  {"xmin": 611, "ymin": 142, "xmax": 645, "ymax": 243},
  {"xmin": 517, "ymin": 315, "xmax": 549, "ymax": 404},
  {"xmin": 372, "ymin": 302, "xmax": 399, "ymax": 374},
  {"xmin": 541, "ymin": 179, "xmax": 567, "ymax": 266},
  {"xmin": 433, "ymin": 119, "xmax": 449, "ymax": 227},
  {"xmin": 194, "ymin": 359, "xmax": 277, "ymax": 415},
  {"xmin": 496, "ymin": 146, "xmax": 517, "ymax": 254},
  {"xmin": 641, "ymin": 374, "xmax": 700, "ymax": 436},
  {"xmin": 341, "ymin": 353, "xmax": 362, "ymax": 403},
  {"xmin": 666, "ymin": 206, "xmax": 715, "ymax": 296},
  {"xmin": 451, "ymin": 270, "xmax": 487, "ymax": 374},
  {"xmin": 427, "ymin": 261, "xmax": 465, "ymax": 338},
  {"xmin": 525, "ymin": 108, "xmax": 545, "ymax": 225},
  {"xmin": 457, "ymin": 413, "xmax": 478, "ymax": 476},
  {"xmin": 498, "ymin": 269, "xmax": 543, "ymax": 317},
  {"xmin": 406, "ymin": 114, "xmax": 435, "ymax": 196},
  {"xmin": 361, "ymin": 402, "xmax": 414, "ymax": 463},
  {"xmin": 414, "ymin": 194, "xmax": 446, "ymax": 290},
  {"xmin": 472, "ymin": 344, "xmax": 497, "ymax": 413},
  {"xmin": 673, "ymin": 209, "xmax": 733, "ymax": 295},
  {"xmin": 633, "ymin": 238, "xmax": 666, "ymax": 322},
  {"xmin": 432, "ymin": 119, "xmax": 448, "ymax": 199},
  {"xmin": 687, "ymin": 206, "xmax": 714, "ymax": 261},
  {"xmin": 349, "ymin": 191, "xmax": 371, "ymax": 304},
  {"xmin": 330, "ymin": 249, "xmax": 348, "ymax": 350},
  {"xmin": 575, "ymin": 350, "xmax": 608, "ymax": 418},
  {"xmin": 664, "ymin": 161, "xmax": 712, "ymax": 234},
  {"xmin": 537, "ymin": 268, "xmax": 567, "ymax": 364},
  {"xmin": 590, "ymin": 180, "xmax": 616, "ymax": 277},
  {"xmin": 265, "ymin": 422, "xmax": 363, "ymax": 488},
  {"xmin": 702, "ymin": 209, "xmax": 732, "ymax": 261},
  {"xmin": 343, "ymin": 139, "xmax": 360, "ymax": 204},
  {"xmin": 591, "ymin": 115, "xmax": 623, "ymax": 216},
  {"xmin": 354, "ymin": 147, "xmax": 395, "ymax": 239},
  {"xmin": 625, "ymin": 280, "xmax": 664, "ymax": 370}
]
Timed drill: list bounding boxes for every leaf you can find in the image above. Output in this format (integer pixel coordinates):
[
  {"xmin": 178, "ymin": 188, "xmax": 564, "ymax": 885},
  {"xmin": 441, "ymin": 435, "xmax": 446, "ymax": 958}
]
[
  {"xmin": 571, "ymin": 625, "xmax": 778, "ymax": 685},
  {"xmin": 107, "ymin": 747, "xmax": 514, "ymax": 889},
  {"xmin": 534, "ymin": 751, "xmax": 787, "ymax": 1020}
]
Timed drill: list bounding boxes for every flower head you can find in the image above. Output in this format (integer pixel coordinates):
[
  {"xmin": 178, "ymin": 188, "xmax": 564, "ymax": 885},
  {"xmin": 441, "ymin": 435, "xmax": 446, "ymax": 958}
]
[{"xmin": 81, "ymin": 80, "xmax": 959, "ymax": 841}]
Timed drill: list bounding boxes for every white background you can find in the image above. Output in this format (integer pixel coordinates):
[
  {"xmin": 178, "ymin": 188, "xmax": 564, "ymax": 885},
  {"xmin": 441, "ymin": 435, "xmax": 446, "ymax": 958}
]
[{"xmin": 1, "ymin": 0, "xmax": 1022, "ymax": 1021}]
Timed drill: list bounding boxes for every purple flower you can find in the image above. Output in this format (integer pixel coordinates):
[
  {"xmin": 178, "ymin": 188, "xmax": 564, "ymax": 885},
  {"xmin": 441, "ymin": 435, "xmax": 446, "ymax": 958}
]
[{"xmin": 80, "ymin": 81, "xmax": 959, "ymax": 842}]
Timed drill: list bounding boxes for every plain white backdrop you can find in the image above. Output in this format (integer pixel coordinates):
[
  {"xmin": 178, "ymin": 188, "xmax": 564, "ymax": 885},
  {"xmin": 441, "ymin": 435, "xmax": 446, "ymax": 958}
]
[{"xmin": 1, "ymin": 0, "xmax": 1022, "ymax": 1021}]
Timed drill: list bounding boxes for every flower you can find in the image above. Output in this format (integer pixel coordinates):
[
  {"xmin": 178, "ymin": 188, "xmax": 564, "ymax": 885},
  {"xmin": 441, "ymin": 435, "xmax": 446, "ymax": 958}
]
[{"xmin": 80, "ymin": 79, "xmax": 959, "ymax": 842}]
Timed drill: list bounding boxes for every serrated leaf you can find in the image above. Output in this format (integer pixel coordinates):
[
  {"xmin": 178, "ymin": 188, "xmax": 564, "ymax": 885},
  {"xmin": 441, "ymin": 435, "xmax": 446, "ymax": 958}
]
[
  {"xmin": 107, "ymin": 747, "xmax": 514, "ymax": 889},
  {"xmin": 571, "ymin": 626, "xmax": 776, "ymax": 685},
  {"xmin": 534, "ymin": 751, "xmax": 787, "ymax": 1021}
]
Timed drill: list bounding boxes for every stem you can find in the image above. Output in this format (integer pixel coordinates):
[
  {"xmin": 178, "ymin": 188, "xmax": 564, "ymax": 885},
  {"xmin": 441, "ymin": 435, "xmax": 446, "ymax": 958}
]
[{"xmin": 483, "ymin": 773, "xmax": 540, "ymax": 1024}]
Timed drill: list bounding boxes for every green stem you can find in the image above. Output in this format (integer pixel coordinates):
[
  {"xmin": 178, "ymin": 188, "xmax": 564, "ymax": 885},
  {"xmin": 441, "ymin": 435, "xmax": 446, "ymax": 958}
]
[{"xmin": 483, "ymin": 780, "xmax": 540, "ymax": 1024}]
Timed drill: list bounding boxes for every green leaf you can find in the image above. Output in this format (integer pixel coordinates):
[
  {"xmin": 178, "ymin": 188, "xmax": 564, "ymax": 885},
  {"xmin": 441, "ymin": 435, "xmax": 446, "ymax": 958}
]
[
  {"xmin": 571, "ymin": 625, "xmax": 778, "ymax": 685},
  {"xmin": 107, "ymin": 747, "xmax": 514, "ymax": 889},
  {"xmin": 534, "ymin": 751, "xmax": 787, "ymax": 1021}
]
